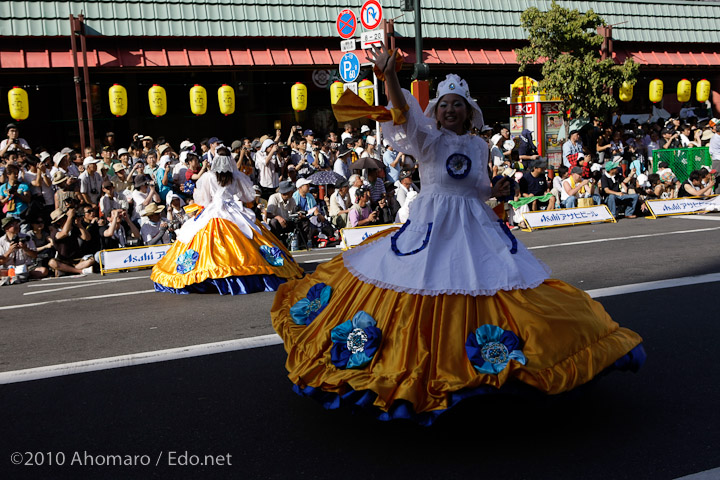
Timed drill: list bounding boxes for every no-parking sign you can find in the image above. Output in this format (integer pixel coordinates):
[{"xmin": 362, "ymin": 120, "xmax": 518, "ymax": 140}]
[
  {"xmin": 360, "ymin": 0, "xmax": 383, "ymax": 30},
  {"xmin": 336, "ymin": 9, "xmax": 357, "ymax": 39}
]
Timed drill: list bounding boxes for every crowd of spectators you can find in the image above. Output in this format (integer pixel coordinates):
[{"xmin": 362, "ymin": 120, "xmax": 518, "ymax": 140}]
[
  {"xmin": 488, "ymin": 115, "xmax": 719, "ymax": 228},
  {"xmin": 1, "ymin": 109, "xmax": 718, "ymax": 284}
]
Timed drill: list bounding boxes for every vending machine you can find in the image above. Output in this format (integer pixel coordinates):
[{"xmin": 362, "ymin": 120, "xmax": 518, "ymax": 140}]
[{"xmin": 508, "ymin": 77, "xmax": 564, "ymax": 171}]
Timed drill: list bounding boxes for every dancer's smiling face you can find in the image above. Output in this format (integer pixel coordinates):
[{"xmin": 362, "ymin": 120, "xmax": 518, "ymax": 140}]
[{"xmin": 435, "ymin": 94, "xmax": 468, "ymax": 134}]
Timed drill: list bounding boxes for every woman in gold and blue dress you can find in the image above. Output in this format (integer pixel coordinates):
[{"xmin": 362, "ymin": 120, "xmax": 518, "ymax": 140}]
[
  {"xmin": 151, "ymin": 148, "xmax": 303, "ymax": 294},
  {"xmin": 270, "ymin": 45, "xmax": 645, "ymax": 425}
]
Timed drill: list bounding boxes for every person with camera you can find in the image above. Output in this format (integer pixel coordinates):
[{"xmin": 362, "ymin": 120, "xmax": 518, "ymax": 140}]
[
  {"xmin": 289, "ymin": 136, "xmax": 316, "ymax": 178},
  {"xmin": 99, "ymin": 180, "xmax": 125, "ymax": 218},
  {"xmin": 318, "ymin": 140, "xmax": 334, "ymax": 170},
  {"xmin": 0, "ymin": 217, "xmax": 49, "ymax": 282},
  {"xmin": 293, "ymin": 178, "xmax": 334, "ymax": 245},
  {"xmin": 255, "ymin": 139, "xmax": 281, "ymax": 200},
  {"xmin": 266, "ymin": 180, "xmax": 298, "ymax": 239},
  {"xmin": 47, "ymin": 208, "xmax": 95, "ymax": 276},
  {"xmin": 22, "ymin": 154, "xmax": 54, "ymax": 220},
  {"xmin": 140, "ymin": 203, "xmax": 171, "ymax": 245},
  {"xmin": 78, "ymin": 156, "xmax": 103, "ymax": 208},
  {"xmin": 348, "ymin": 187, "xmax": 378, "ymax": 227},
  {"xmin": 600, "ymin": 160, "xmax": 639, "ymax": 218},
  {"xmin": 0, "ymin": 163, "xmax": 31, "ymax": 219},
  {"xmin": 131, "ymin": 173, "xmax": 161, "ymax": 222},
  {"xmin": 0, "ymin": 123, "xmax": 31, "ymax": 157},
  {"xmin": 96, "ymin": 208, "xmax": 140, "ymax": 255}
]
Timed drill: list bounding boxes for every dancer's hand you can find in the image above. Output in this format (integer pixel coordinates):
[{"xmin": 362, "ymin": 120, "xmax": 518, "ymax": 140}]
[{"xmin": 366, "ymin": 43, "xmax": 395, "ymax": 76}]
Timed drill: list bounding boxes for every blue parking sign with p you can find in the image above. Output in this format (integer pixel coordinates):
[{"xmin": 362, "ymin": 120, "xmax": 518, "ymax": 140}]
[{"xmin": 339, "ymin": 53, "xmax": 360, "ymax": 83}]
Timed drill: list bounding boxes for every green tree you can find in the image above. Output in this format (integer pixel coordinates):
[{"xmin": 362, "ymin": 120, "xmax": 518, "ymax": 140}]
[{"xmin": 515, "ymin": 1, "xmax": 639, "ymax": 120}]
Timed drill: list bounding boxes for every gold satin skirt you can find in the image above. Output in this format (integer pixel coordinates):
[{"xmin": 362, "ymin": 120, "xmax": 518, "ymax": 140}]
[
  {"xmin": 271, "ymin": 253, "xmax": 642, "ymax": 416},
  {"xmin": 151, "ymin": 218, "xmax": 303, "ymax": 291}
]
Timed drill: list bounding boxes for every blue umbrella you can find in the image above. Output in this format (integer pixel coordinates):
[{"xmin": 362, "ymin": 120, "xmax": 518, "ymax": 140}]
[{"xmin": 308, "ymin": 170, "xmax": 345, "ymax": 185}]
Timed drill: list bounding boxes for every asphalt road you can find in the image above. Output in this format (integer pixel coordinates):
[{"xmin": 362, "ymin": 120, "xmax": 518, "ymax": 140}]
[{"xmin": 1, "ymin": 213, "xmax": 719, "ymax": 479}]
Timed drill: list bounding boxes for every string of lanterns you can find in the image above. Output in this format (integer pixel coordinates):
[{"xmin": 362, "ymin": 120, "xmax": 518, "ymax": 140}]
[
  {"xmin": 7, "ymin": 78, "xmax": 711, "ymax": 121},
  {"xmin": 618, "ymin": 78, "xmax": 712, "ymax": 103}
]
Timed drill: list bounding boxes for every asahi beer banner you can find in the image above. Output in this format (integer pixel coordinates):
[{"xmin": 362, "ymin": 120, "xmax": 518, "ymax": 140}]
[
  {"xmin": 646, "ymin": 196, "xmax": 720, "ymax": 218},
  {"xmin": 522, "ymin": 206, "xmax": 616, "ymax": 231},
  {"xmin": 340, "ymin": 223, "xmax": 400, "ymax": 250},
  {"xmin": 100, "ymin": 244, "xmax": 172, "ymax": 273}
]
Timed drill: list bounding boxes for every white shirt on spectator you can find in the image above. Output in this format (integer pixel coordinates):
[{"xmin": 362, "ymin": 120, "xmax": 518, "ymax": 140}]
[
  {"xmin": 79, "ymin": 170, "xmax": 103, "ymax": 204},
  {"xmin": 708, "ymin": 132, "xmax": 720, "ymax": 161},
  {"xmin": 0, "ymin": 138, "xmax": 30, "ymax": 152},
  {"xmin": 0, "ymin": 234, "xmax": 36, "ymax": 267},
  {"xmin": 255, "ymin": 151, "xmax": 279, "ymax": 189},
  {"xmin": 140, "ymin": 218, "xmax": 171, "ymax": 245},
  {"xmin": 99, "ymin": 192, "xmax": 123, "ymax": 218}
]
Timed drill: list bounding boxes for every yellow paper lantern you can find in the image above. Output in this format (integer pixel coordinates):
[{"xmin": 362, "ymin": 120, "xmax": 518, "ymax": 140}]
[
  {"xmin": 291, "ymin": 82, "xmax": 307, "ymax": 112},
  {"xmin": 358, "ymin": 79, "xmax": 374, "ymax": 106},
  {"xmin": 696, "ymin": 79, "xmax": 711, "ymax": 103},
  {"xmin": 8, "ymin": 86, "xmax": 29, "ymax": 121},
  {"xmin": 148, "ymin": 84, "xmax": 167, "ymax": 117},
  {"xmin": 677, "ymin": 79, "xmax": 692, "ymax": 103},
  {"xmin": 108, "ymin": 84, "xmax": 127, "ymax": 117},
  {"xmin": 619, "ymin": 81, "xmax": 633, "ymax": 102},
  {"xmin": 218, "ymin": 84, "xmax": 235, "ymax": 116},
  {"xmin": 649, "ymin": 79, "xmax": 664, "ymax": 103},
  {"xmin": 330, "ymin": 81, "xmax": 344, "ymax": 105},
  {"xmin": 190, "ymin": 84, "xmax": 207, "ymax": 116}
]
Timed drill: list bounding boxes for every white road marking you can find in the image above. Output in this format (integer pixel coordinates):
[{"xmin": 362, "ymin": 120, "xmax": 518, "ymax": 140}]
[
  {"xmin": 674, "ymin": 214, "xmax": 720, "ymax": 221},
  {"xmin": 587, "ymin": 272, "xmax": 720, "ymax": 298},
  {"xmin": 27, "ymin": 276, "xmax": 149, "ymax": 288},
  {"xmin": 25, "ymin": 276, "xmax": 151, "ymax": 295},
  {"xmin": 0, "ymin": 289, "xmax": 156, "ymax": 311},
  {"xmin": 2, "ymin": 272, "xmax": 719, "ymax": 384},
  {"xmin": 674, "ymin": 467, "xmax": 720, "ymax": 479},
  {"xmin": 527, "ymin": 226, "xmax": 720, "ymax": 250},
  {"xmin": 0, "ymin": 335, "xmax": 283, "ymax": 385}
]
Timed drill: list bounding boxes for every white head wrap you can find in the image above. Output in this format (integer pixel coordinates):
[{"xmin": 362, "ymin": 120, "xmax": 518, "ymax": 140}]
[
  {"xmin": 261, "ymin": 139, "xmax": 275, "ymax": 153},
  {"xmin": 210, "ymin": 155, "xmax": 234, "ymax": 173},
  {"xmin": 424, "ymin": 74, "xmax": 484, "ymax": 130}
]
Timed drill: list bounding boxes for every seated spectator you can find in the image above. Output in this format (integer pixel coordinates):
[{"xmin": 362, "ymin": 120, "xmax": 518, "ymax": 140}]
[
  {"xmin": 293, "ymin": 179, "xmax": 333, "ymax": 245},
  {"xmin": 0, "ymin": 217, "xmax": 49, "ymax": 282},
  {"xmin": 600, "ymin": 161, "xmax": 639, "ymax": 218},
  {"xmin": 98, "ymin": 207, "xmax": 141, "ymax": 254},
  {"xmin": 166, "ymin": 192, "xmax": 189, "ymax": 234},
  {"xmin": 699, "ymin": 167, "xmax": 717, "ymax": 194},
  {"xmin": 27, "ymin": 216, "xmax": 54, "ymax": 267},
  {"xmin": 23, "ymin": 153, "xmax": 54, "ymax": 220},
  {"xmin": 678, "ymin": 170, "xmax": 715, "ymax": 197},
  {"xmin": 47, "ymin": 208, "xmax": 95, "ymax": 276},
  {"xmin": 140, "ymin": 203, "xmax": 171, "ymax": 245},
  {"xmin": 78, "ymin": 156, "xmax": 103, "ymax": 207},
  {"xmin": 376, "ymin": 181, "xmax": 400, "ymax": 224},
  {"xmin": 348, "ymin": 174, "xmax": 364, "ymax": 205},
  {"xmin": 329, "ymin": 179, "xmax": 351, "ymax": 228},
  {"xmin": 551, "ymin": 165, "xmax": 569, "ymax": 205},
  {"xmin": 0, "ymin": 163, "xmax": 31, "ymax": 220},
  {"xmin": 52, "ymin": 171, "xmax": 78, "ymax": 214},
  {"xmin": 348, "ymin": 187, "xmax": 378, "ymax": 227},
  {"xmin": 99, "ymin": 180, "xmax": 123, "ymax": 218},
  {"xmin": 266, "ymin": 180, "xmax": 298, "ymax": 239},
  {"xmin": 519, "ymin": 159, "xmax": 556, "ymax": 211},
  {"xmin": 561, "ymin": 166, "xmax": 601, "ymax": 208}
]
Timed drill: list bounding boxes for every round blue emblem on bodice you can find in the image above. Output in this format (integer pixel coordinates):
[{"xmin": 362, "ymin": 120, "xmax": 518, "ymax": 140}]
[{"xmin": 446, "ymin": 153, "xmax": 472, "ymax": 179}]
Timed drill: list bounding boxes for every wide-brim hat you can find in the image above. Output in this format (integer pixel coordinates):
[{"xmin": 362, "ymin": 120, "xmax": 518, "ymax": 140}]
[
  {"xmin": 278, "ymin": 180, "xmax": 295, "ymax": 194},
  {"xmin": 604, "ymin": 160, "xmax": 621, "ymax": 171},
  {"xmin": 134, "ymin": 174, "xmax": 150, "ymax": 187},
  {"xmin": 142, "ymin": 203, "xmax": 165, "ymax": 216},
  {"xmin": 423, "ymin": 74, "xmax": 485, "ymax": 130},
  {"xmin": 50, "ymin": 208, "xmax": 67, "ymax": 223},
  {"xmin": 502, "ymin": 167, "xmax": 517, "ymax": 177},
  {"xmin": 113, "ymin": 163, "xmax": 126, "ymax": 173},
  {"xmin": 1, "ymin": 216, "xmax": 19, "ymax": 229},
  {"xmin": 52, "ymin": 171, "xmax": 69, "ymax": 185},
  {"xmin": 337, "ymin": 144, "xmax": 352, "ymax": 157},
  {"xmin": 53, "ymin": 152, "xmax": 68, "ymax": 166},
  {"xmin": 701, "ymin": 129, "xmax": 714, "ymax": 141}
]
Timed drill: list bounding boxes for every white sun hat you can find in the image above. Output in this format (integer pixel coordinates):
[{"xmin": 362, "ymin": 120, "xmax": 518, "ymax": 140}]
[{"xmin": 424, "ymin": 74, "xmax": 485, "ymax": 130}]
